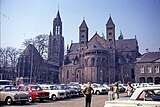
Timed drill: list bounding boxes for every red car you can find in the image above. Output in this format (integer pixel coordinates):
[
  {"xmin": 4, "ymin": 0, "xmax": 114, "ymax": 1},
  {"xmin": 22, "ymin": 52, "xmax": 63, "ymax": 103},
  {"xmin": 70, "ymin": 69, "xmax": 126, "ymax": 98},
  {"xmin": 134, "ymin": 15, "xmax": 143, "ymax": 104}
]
[{"xmin": 19, "ymin": 85, "xmax": 49, "ymax": 102}]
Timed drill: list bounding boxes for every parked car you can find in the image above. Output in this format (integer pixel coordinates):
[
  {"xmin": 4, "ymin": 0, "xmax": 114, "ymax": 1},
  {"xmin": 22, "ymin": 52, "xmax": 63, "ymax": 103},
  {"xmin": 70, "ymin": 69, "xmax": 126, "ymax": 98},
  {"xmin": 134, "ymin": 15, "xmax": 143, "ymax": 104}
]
[
  {"xmin": 39, "ymin": 84, "xmax": 66, "ymax": 101},
  {"xmin": 104, "ymin": 87, "xmax": 160, "ymax": 107},
  {"xmin": 19, "ymin": 85, "xmax": 49, "ymax": 102},
  {"xmin": 0, "ymin": 85, "xmax": 29, "ymax": 105},
  {"xmin": 91, "ymin": 84, "xmax": 108, "ymax": 95}
]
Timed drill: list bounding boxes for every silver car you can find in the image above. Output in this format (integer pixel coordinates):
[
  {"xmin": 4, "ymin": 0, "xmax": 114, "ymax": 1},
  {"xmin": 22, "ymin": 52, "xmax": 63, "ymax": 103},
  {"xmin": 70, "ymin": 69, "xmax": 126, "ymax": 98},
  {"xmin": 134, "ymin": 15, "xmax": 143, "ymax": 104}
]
[
  {"xmin": 104, "ymin": 87, "xmax": 160, "ymax": 107},
  {"xmin": 0, "ymin": 85, "xmax": 29, "ymax": 105}
]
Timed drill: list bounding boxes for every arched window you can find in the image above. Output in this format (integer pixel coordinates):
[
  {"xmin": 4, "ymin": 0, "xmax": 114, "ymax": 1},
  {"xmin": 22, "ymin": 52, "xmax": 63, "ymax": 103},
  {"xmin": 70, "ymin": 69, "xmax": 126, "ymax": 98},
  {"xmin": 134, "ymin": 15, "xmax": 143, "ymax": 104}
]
[
  {"xmin": 139, "ymin": 77, "xmax": 145, "ymax": 83},
  {"xmin": 91, "ymin": 58, "xmax": 95, "ymax": 66},
  {"xmin": 131, "ymin": 68, "xmax": 135, "ymax": 79},
  {"xmin": 67, "ymin": 70, "xmax": 69, "ymax": 79}
]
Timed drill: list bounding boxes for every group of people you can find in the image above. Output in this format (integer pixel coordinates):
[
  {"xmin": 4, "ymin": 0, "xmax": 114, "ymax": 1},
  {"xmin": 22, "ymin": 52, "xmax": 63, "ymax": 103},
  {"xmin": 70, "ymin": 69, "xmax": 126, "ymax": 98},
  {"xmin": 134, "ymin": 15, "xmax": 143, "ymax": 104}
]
[
  {"xmin": 108, "ymin": 81, "xmax": 135, "ymax": 101},
  {"xmin": 82, "ymin": 81, "xmax": 135, "ymax": 107}
]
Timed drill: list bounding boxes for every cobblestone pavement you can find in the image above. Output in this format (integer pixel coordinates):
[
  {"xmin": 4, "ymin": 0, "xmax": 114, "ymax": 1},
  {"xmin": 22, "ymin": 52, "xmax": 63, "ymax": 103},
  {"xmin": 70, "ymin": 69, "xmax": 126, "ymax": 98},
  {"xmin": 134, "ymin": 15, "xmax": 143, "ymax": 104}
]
[{"xmin": 2, "ymin": 93, "xmax": 126, "ymax": 107}]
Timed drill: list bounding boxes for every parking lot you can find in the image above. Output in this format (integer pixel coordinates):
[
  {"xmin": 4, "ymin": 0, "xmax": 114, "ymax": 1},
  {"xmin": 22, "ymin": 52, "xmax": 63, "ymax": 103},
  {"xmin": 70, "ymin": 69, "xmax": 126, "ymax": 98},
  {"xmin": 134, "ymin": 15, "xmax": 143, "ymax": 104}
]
[
  {"xmin": 1, "ymin": 95, "xmax": 107, "ymax": 107},
  {"xmin": 1, "ymin": 93, "xmax": 126, "ymax": 107}
]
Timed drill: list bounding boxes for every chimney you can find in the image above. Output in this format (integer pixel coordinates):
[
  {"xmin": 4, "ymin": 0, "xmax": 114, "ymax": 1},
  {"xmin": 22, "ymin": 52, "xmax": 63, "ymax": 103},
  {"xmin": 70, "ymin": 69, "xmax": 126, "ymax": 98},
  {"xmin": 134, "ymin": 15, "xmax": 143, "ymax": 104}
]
[{"xmin": 146, "ymin": 48, "xmax": 149, "ymax": 53}]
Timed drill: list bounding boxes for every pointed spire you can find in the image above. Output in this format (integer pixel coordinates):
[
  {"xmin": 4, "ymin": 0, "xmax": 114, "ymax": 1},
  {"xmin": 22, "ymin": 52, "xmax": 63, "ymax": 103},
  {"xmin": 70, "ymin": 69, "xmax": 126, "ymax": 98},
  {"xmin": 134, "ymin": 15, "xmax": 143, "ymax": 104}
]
[
  {"xmin": 106, "ymin": 15, "xmax": 115, "ymax": 26},
  {"xmin": 79, "ymin": 19, "xmax": 88, "ymax": 28},
  {"xmin": 118, "ymin": 30, "xmax": 123, "ymax": 40},
  {"xmin": 56, "ymin": 10, "xmax": 61, "ymax": 19},
  {"xmin": 49, "ymin": 31, "xmax": 52, "ymax": 36}
]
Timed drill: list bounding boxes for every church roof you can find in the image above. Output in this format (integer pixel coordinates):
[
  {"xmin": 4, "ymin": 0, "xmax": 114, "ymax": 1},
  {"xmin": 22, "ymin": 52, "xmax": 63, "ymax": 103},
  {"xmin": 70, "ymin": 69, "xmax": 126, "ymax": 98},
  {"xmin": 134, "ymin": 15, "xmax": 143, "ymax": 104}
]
[
  {"xmin": 22, "ymin": 44, "xmax": 43, "ymax": 60},
  {"xmin": 56, "ymin": 10, "xmax": 61, "ymax": 20},
  {"xmin": 116, "ymin": 39, "xmax": 138, "ymax": 52},
  {"xmin": 86, "ymin": 40, "xmax": 106, "ymax": 52},
  {"xmin": 69, "ymin": 43, "xmax": 79, "ymax": 54},
  {"xmin": 106, "ymin": 16, "xmax": 115, "ymax": 26},
  {"xmin": 136, "ymin": 52, "xmax": 160, "ymax": 63},
  {"xmin": 79, "ymin": 20, "xmax": 88, "ymax": 28}
]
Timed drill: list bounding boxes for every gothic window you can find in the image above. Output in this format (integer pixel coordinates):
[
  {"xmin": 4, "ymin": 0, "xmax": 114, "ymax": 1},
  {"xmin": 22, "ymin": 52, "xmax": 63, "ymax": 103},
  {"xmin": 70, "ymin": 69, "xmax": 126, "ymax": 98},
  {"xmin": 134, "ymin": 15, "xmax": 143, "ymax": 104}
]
[
  {"xmin": 76, "ymin": 74, "xmax": 78, "ymax": 79},
  {"xmin": 85, "ymin": 59, "xmax": 88, "ymax": 66},
  {"xmin": 91, "ymin": 58, "xmax": 95, "ymax": 66},
  {"xmin": 155, "ymin": 66, "xmax": 159, "ymax": 73},
  {"xmin": 109, "ymin": 32, "xmax": 112, "ymax": 35},
  {"xmin": 102, "ymin": 58, "xmax": 105, "ymax": 66},
  {"xmin": 55, "ymin": 26, "xmax": 61, "ymax": 35},
  {"xmin": 67, "ymin": 70, "xmax": 69, "ymax": 79},
  {"xmin": 140, "ymin": 66, "xmax": 145, "ymax": 73}
]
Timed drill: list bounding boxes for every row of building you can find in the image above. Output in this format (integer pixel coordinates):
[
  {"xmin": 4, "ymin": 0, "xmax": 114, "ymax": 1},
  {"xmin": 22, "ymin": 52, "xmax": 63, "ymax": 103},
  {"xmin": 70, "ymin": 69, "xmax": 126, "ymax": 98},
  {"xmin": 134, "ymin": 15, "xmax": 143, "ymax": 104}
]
[{"xmin": 0, "ymin": 10, "xmax": 160, "ymax": 84}]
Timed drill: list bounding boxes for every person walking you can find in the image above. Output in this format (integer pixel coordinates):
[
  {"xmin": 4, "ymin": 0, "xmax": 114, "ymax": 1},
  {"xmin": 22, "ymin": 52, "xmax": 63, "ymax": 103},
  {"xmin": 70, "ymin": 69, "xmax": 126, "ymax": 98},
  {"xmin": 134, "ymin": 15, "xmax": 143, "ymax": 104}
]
[
  {"xmin": 82, "ymin": 82, "xmax": 94, "ymax": 107},
  {"xmin": 108, "ymin": 86, "xmax": 114, "ymax": 101},
  {"xmin": 126, "ymin": 82, "xmax": 135, "ymax": 96},
  {"xmin": 113, "ymin": 82, "xmax": 119, "ymax": 99}
]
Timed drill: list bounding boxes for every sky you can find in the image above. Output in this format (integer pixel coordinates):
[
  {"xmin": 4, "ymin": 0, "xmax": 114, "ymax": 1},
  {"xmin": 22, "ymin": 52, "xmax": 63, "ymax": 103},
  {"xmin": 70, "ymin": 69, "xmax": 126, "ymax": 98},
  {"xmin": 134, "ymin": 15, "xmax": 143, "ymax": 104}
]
[{"xmin": 1, "ymin": 0, "xmax": 160, "ymax": 54}]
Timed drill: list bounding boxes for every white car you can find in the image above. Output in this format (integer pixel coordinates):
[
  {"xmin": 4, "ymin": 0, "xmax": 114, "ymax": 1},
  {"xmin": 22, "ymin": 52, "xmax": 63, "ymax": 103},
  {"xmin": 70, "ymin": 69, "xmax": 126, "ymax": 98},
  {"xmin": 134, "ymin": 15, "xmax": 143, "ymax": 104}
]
[
  {"xmin": 0, "ymin": 85, "xmax": 29, "ymax": 105},
  {"xmin": 104, "ymin": 87, "xmax": 160, "ymax": 107},
  {"xmin": 92, "ymin": 84, "xmax": 108, "ymax": 95},
  {"xmin": 39, "ymin": 84, "xmax": 66, "ymax": 101}
]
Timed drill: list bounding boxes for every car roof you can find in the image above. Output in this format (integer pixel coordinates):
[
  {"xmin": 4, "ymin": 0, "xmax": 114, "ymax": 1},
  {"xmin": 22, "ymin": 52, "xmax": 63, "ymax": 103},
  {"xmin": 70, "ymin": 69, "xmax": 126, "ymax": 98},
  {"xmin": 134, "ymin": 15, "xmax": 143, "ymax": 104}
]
[{"xmin": 130, "ymin": 87, "xmax": 160, "ymax": 100}]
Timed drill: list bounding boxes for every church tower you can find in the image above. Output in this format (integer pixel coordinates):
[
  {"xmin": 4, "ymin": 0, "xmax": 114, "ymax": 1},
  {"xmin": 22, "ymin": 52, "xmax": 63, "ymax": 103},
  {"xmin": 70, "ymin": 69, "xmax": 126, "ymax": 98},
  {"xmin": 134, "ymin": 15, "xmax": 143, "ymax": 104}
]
[
  {"xmin": 106, "ymin": 16, "xmax": 116, "ymax": 83},
  {"xmin": 79, "ymin": 19, "xmax": 88, "ymax": 67},
  {"xmin": 79, "ymin": 19, "xmax": 88, "ymax": 51},
  {"xmin": 48, "ymin": 10, "xmax": 64, "ymax": 67}
]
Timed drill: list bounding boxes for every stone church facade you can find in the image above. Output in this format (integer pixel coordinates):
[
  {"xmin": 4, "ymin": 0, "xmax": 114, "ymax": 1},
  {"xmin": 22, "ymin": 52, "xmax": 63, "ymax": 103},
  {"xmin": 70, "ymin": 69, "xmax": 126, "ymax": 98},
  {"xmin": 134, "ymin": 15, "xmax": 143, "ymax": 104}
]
[
  {"xmin": 16, "ymin": 11, "xmax": 64, "ymax": 84},
  {"xmin": 60, "ymin": 15, "xmax": 140, "ymax": 84}
]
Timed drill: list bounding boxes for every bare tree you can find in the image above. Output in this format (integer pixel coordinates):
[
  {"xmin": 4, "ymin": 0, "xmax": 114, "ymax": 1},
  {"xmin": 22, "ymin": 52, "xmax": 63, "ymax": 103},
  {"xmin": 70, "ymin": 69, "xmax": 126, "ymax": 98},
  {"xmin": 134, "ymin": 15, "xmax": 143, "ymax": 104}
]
[
  {"xmin": 0, "ymin": 47, "xmax": 20, "ymax": 67},
  {"xmin": 22, "ymin": 34, "xmax": 48, "ymax": 59}
]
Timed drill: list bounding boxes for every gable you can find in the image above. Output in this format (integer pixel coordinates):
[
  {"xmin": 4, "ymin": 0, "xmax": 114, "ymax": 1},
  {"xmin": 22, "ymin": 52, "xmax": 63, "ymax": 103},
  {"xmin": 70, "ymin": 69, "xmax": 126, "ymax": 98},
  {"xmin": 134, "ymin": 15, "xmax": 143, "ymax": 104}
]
[{"xmin": 88, "ymin": 33, "xmax": 107, "ymax": 49}]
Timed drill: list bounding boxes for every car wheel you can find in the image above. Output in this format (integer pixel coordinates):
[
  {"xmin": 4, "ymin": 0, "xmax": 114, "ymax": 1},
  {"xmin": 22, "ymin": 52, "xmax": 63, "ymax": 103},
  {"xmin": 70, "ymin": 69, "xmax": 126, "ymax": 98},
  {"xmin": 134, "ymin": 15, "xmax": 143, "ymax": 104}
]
[
  {"xmin": 96, "ymin": 91, "xmax": 100, "ymax": 95},
  {"xmin": 28, "ymin": 96, "xmax": 33, "ymax": 103},
  {"xmin": 51, "ymin": 95, "xmax": 56, "ymax": 101},
  {"xmin": 6, "ymin": 97, "xmax": 12, "ymax": 105}
]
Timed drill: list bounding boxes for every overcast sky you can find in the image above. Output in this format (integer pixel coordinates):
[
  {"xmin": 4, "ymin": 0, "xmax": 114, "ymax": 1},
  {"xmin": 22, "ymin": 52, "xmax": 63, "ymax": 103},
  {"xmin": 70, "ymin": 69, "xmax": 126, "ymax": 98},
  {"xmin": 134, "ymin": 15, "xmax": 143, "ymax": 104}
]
[{"xmin": 1, "ymin": 0, "xmax": 160, "ymax": 54}]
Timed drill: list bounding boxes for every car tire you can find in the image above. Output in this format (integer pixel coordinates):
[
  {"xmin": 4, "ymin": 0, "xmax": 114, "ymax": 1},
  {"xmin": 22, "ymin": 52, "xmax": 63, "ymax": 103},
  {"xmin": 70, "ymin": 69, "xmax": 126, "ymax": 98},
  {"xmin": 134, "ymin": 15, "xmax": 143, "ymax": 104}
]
[
  {"xmin": 96, "ymin": 91, "xmax": 100, "ymax": 95},
  {"xmin": 51, "ymin": 95, "xmax": 56, "ymax": 101},
  {"xmin": 6, "ymin": 97, "xmax": 12, "ymax": 105},
  {"xmin": 28, "ymin": 96, "xmax": 33, "ymax": 103}
]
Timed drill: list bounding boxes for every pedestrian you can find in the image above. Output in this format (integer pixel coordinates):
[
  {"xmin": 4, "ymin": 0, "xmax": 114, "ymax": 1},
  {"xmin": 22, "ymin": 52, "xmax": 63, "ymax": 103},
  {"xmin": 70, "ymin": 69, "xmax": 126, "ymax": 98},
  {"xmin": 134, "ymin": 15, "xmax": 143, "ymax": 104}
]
[
  {"xmin": 108, "ymin": 86, "xmax": 114, "ymax": 101},
  {"xmin": 113, "ymin": 82, "xmax": 119, "ymax": 99},
  {"xmin": 126, "ymin": 82, "xmax": 135, "ymax": 96},
  {"xmin": 82, "ymin": 82, "xmax": 94, "ymax": 107}
]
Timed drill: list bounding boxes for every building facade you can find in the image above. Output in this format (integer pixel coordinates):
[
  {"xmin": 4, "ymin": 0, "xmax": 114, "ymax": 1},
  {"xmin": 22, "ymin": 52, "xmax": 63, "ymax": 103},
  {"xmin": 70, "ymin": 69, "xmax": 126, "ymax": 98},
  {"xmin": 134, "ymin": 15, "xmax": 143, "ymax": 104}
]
[
  {"xmin": 60, "ymin": 16, "xmax": 140, "ymax": 84},
  {"xmin": 135, "ymin": 51, "xmax": 160, "ymax": 84},
  {"xmin": 16, "ymin": 11, "xmax": 64, "ymax": 84}
]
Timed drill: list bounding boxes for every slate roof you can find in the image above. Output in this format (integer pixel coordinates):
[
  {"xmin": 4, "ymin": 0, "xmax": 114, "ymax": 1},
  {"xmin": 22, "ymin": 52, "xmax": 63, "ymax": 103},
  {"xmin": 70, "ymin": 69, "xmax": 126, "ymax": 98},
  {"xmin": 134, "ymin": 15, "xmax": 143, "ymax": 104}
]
[
  {"xmin": 22, "ymin": 44, "xmax": 43, "ymax": 60},
  {"xmin": 106, "ymin": 16, "xmax": 115, "ymax": 26},
  {"xmin": 116, "ymin": 39, "xmax": 137, "ymax": 52},
  {"xmin": 86, "ymin": 40, "xmax": 106, "ymax": 52},
  {"xmin": 69, "ymin": 43, "xmax": 79, "ymax": 54},
  {"xmin": 136, "ymin": 52, "xmax": 160, "ymax": 63},
  {"xmin": 79, "ymin": 20, "xmax": 88, "ymax": 28}
]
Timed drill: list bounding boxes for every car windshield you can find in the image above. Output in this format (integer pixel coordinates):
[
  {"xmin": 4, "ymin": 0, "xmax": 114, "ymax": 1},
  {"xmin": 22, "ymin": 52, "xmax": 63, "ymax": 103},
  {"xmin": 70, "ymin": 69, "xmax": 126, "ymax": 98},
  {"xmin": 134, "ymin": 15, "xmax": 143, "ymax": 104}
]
[
  {"xmin": 4, "ymin": 86, "xmax": 18, "ymax": 91},
  {"xmin": 31, "ymin": 86, "xmax": 42, "ymax": 91},
  {"xmin": 50, "ymin": 86, "xmax": 58, "ymax": 90}
]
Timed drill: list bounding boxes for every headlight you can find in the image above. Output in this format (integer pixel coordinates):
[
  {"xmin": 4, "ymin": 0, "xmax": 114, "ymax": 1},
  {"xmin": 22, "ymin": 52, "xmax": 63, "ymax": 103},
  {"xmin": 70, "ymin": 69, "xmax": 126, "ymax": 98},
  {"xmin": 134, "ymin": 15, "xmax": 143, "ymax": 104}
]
[{"xmin": 14, "ymin": 93, "xmax": 19, "ymax": 98}]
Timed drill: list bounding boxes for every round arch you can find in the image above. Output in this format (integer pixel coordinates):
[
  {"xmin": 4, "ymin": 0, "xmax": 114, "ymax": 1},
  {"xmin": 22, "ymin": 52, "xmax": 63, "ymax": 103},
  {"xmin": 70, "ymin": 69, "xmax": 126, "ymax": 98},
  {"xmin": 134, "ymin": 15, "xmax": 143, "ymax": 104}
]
[
  {"xmin": 139, "ymin": 77, "xmax": 145, "ymax": 83},
  {"xmin": 147, "ymin": 77, "xmax": 153, "ymax": 83},
  {"xmin": 155, "ymin": 77, "xmax": 160, "ymax": 84}
]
